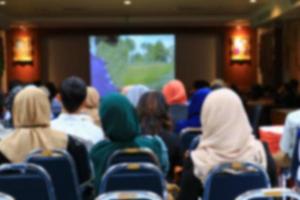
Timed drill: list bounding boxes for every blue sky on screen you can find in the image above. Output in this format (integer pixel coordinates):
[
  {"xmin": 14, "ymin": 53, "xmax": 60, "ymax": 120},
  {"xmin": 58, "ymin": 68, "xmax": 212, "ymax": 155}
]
[
  {"xmin": 120, "ymin": 34, "xmax": 175, "ymax": 55},
  {"xmin": 89, "ymin": 34, "xmax": 175, "ymax": 57}
]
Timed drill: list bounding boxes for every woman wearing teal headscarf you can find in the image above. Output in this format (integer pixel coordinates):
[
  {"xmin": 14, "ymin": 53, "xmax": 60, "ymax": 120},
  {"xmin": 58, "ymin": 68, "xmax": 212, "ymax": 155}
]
[{"xmin": 90, "ymin": 93, "xmax": 169, "ymax": 191}]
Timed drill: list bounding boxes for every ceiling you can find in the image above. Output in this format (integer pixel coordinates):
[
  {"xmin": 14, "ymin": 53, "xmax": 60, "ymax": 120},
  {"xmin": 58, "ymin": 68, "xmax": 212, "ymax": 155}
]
[{"xmin": 0, "ymin": 0, "xmax": 272, "ymax": 27}]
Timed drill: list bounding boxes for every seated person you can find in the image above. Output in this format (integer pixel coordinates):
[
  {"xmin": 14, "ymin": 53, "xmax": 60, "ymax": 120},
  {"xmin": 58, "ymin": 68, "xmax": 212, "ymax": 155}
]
[
  {"xmin": 162, "ymin": 80, "xmax": 188, "ymax": 127},
  {"xmin": 45, "ymin": 82, "xmax": 62, "ymax": 119},
  {"xmin": 178, "ymin": 88, "xmax": 276, "ymax": 200},
  {"xmin": 82, "ymin": 86, "xmax": 101, "ymax": 126},
  {"xmin": 90, "ymin": 93, "xmax": 169, "ymax": 192},
  {"xmin": 0, "ymin": 87, "xmax": 90, "ymax": 183},
  {"xmin": 0, "ymin": 91, "xmax": 11, "ymax": 138},
  {"xmin": 138, "ymin": 91, "xmax": 179, "ymax": 181},
  {"xmin": 125, "ymin": 84, "xmax": 150, "ymax": 108},
  {"xmin": 176, "ymin": 87, "xmax": 211, "ymax": 133},
  {"xmin": 274, "ymin": 109, "xmax": 300, "ymax": 168},
  {"xmin": 51, "ymin": 76, "xmax": 104, "ymax": 150}
]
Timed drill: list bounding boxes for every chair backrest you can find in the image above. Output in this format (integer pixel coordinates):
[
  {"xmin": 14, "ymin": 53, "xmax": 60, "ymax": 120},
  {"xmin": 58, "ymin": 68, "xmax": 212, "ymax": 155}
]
[
  {"xmin": 106, "ymin": 148, "xmax": 160, "ymax": 169},
  {"xmin": 189, "ymin": 135, "xmax": 201, "ymax": 151},
  {"xmin": 235, "ymin": 188, "xmax": 300, "ymax": 200},
  {"xmin": 0, "ymin": 192, "xmax": 15, "ymax": 200},
  {"xmin": 203, "ymin": 162, "xmax": 271, "ymax": 200},
  {"xmin": 26, "ymin": 149, "xmax": 82, "ymax": 200},
  {"xmin": 179, "ymin": 128, "xmax": 201, "ymax": 154},
  {"xmin": 96, "ymin": 191, "xmax": 162, "ymax": 200},
  {"xmin": 100, "ymin": 163, "xmax": 167, "ymax": 200},
  {"xmin": 0, "ymin": 163, "xmax": 55, "ymax": 200}
]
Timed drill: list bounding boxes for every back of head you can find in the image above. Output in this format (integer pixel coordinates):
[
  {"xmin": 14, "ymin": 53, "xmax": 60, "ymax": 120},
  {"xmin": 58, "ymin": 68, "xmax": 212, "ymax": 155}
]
[
  {"xmin": 193, "ymin": 80, "xmax": 209, "ymax": 90},
  {"xmin": 60, "ymin": 76, "xmax": 87, "ymax": 113},
  {"xmin": 137, "ymin": 91, "xmax": 172, "ymax": 134},
  {"xmin": 45, "ymin": 82, "xmax": 58, "ymax": 100},
  {"xmin": 126, "ymin": 84, "xmax": 150, "ymax": 107},
  {"xmin": 13, "ymin": 87, "xmax": 51, "ymax": 127},
  {"xmin": 162, "ymin": 79, "xmax": 187, "ymax": 105},
  {"xmin": 201, "ymin": 88, "xmax": 251, "ymax": 142},
  {"xmin": 85, "ymin": 87, "xmax": 100, "ymax": 109},
  {"xmin": 6, "ymin": 85, "xmax": 23, "ymax": 113},
  {"xmin": 101, "ymin": 93, "xmax": 139, "ymax": 142},
  {"xmin": 210, "ymin": 79, "xmax": 226, "ymax": 90}
]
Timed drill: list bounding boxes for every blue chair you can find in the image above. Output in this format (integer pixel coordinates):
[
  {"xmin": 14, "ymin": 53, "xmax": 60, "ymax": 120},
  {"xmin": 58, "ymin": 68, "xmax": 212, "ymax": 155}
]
[
  {"xmin": 26, "ymin": 149, "xmax": 82, "ymax": 200},
  {"xmin": 189, "ymin": 135, "xmax": 201, "ymax": 151},
  {"xmin": 203, "ymin": 162, "xmax": 271, "ymax": 200},
  {"xmin": 106, "ymin": 148, "xmax": 160, "ymax": 169},
  {"xmin": 96, "ymin": 191, "xmax": 162, "ymax": 200},
  {"xmin": 0, "ymin": 192, "xmax": 15, "ymax": 200},
  {"xmin": 235, "ymin": 188, "xmax": 300, "ymax": 200},
  {"xmin": 0, "ymin": 163, "xmax": 55, "ymax": 200},
  {"xmin": 179, "ymin": 127, "xmax": 201, "ymax": 154},
  {"xmin": 100, "ymin": 163, "xmax": 167, "ymax": 200}
]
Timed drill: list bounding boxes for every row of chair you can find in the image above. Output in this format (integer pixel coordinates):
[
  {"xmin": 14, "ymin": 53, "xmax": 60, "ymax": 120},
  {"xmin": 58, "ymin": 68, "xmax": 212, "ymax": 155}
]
[
  {"xmin": 0, "ymin": 149, "xmax": 87, "ymax": 200},
  {"xmin": 2, "ymin": 144, "xmax": 300, "ymax": 200}
]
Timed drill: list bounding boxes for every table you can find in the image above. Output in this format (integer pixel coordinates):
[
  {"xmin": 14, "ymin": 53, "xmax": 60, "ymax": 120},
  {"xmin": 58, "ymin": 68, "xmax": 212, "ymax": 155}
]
[{"xmin": 259, "ymin": 126, "xmax": 283, "ymax": 154}]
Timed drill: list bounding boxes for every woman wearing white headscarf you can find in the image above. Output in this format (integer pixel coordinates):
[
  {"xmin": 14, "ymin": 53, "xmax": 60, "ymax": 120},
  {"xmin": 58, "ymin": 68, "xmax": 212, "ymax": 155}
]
[
  {"xmin": 0, "ymin": 87, "xmax": 91, "ymax": 184},
  {"xmin": 126, "ymin": 84, "xmax": 150, "ymax": 107},
  {"xmin": 178, "ymin": 88, "xmax": 276, "ymax": 200}
]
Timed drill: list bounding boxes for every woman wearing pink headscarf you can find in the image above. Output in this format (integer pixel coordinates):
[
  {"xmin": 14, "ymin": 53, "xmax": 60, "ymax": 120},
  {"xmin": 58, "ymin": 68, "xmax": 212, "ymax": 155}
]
[{"xmin": 178, "ymin": 88, "xmax": 276, "ymax": 200}]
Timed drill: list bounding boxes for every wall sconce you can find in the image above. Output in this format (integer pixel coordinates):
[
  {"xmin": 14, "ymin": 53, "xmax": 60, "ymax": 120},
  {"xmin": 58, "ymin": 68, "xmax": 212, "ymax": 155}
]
[
  {"xmin": 230, "ymin": 28, "xmax": 251, "ymax": 63},
  {"xmin": 12, "ymin": 29, "xmax": 33, "ymax": 66}
]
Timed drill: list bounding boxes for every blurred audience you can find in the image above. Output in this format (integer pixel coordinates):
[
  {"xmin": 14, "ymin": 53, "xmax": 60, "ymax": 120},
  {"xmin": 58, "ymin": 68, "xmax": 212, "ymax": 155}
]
[
  {"xmin": 45, "ymin": 82, "xmax": 62, "ymax": 119},
  {"xmin": 4, "ymin": 84, "xmax": 23, "ymax": 128},
  {"xmin": 51, "ymin": 76, "xmax": 104, "ymax": 151},
  {"xmin": 210, "ymin": 78, "xmax": 226, "ymax": 90},
  {"xmin": 82, "ymin": 86, "xmax": 101, "ymax": 126},
  {"xmin": 90, "ymin": 93, "xmax": 169, "ymax": 191},
  {"xmin": 178, "ymin": 88, "xmax": 276, "ymax": 200},
  {"xmin": 138, "ymin": 91, "xmax": 180, "ymax": 181},
  {"xmin": 126, "ymin": 84, "xmax": 150, "ymax": 107},
  {"xmin": 0, "ymin": 87, "xmax": 90, "ymax": 183},
  {"xmin": 176, "ymin": 88, "xmax": 211, "ymax": 133},
  {"xmin": 0, "ymin": 91, "xmax": 10, "ymax": 138},
  {"xmin": 162, "ymin": 80, "xmax": 188, "ymax": 128}
]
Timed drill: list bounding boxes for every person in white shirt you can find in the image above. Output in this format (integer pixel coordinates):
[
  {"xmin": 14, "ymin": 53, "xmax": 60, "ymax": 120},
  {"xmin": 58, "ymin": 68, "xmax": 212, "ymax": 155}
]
[
  {"xmin": 51, "ymin": 76, "xmax": 104, "ymax": 150},
  {"xmin": 274, "ymin": 110, "xmax": 300, "ymax": 167}
]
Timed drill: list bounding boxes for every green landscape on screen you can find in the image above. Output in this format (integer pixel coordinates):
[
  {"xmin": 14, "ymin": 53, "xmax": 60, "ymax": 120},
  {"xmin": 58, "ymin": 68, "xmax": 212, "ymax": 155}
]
[{"xmin": 95, "ymin": 35, "xmax": 175, "ymax": 89}]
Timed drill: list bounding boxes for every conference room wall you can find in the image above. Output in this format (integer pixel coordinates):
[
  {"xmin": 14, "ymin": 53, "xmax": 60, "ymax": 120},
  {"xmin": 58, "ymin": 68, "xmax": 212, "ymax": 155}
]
[{"xmin": 40, "ymin": 33, "xmax": 222, "ymax": 91}]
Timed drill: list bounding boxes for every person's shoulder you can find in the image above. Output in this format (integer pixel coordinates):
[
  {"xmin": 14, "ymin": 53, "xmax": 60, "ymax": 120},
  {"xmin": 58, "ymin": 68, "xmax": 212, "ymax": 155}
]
[
  {"xmin": 51, "ymin": 114, "xmax": 64, "ymax": 126},
  {"xmin": 89, "ymin": 139, "xmax": 111, "ymax": 155},
  {"xmin": 286, "ymin": 109, "xmax": 300, "ymax": 122}
]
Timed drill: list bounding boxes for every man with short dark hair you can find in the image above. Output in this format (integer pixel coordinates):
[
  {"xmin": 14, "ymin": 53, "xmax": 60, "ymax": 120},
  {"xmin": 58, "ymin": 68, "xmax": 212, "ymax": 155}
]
[{"xmin": 51, "ymin": 76, "xmax": 104, "ymax": 150}]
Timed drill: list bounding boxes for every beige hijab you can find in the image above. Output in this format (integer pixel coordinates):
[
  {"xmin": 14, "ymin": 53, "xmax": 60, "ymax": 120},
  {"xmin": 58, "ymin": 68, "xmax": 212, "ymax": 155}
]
[
  {"xmin": 191, "ymin": 88, "xmax": 267, "ymax": 183},
  {"xmin": 83, "ymin": 87, "xmax": 101, "ymax": 126},
  {"xmin": 0, "ymin": 87, "xmax": 68, "ymax": 163}
]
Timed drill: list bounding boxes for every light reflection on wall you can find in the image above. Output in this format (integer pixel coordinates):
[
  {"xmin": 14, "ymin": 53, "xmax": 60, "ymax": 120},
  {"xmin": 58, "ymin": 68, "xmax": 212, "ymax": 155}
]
[
  {"xmin": 230, "ymin": 27, "xmax": 251, "ymax": 62},
  {"xmin": 12, "ymin": 28, "xmax": 33, "ymax": 66}
]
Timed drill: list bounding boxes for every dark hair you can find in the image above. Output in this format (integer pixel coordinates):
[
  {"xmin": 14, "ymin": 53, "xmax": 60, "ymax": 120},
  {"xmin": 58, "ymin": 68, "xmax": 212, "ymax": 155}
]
[
  {"xmin": 193, "ymin": 80, "xmax": 209, "ymax": 90},
  {"xmin": 60, "ymin": 76, "xmax": 87, "ymax": 113},
  {"xmin": 137, "ymin": 91, "xmax": 172, "ymax": 135},
  {"xmin": 45, "ymin": 82, "xmax": 57, "ymax": 100}
]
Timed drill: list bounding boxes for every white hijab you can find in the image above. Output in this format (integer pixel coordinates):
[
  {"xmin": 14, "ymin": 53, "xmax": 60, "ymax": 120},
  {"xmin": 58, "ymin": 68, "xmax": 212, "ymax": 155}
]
[{"xmin": 191, "ymin": 88, "xmax": 267, "ymax": 183}]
